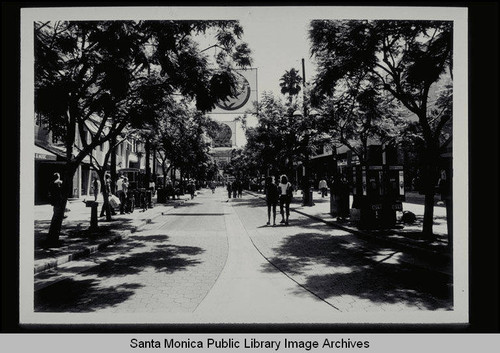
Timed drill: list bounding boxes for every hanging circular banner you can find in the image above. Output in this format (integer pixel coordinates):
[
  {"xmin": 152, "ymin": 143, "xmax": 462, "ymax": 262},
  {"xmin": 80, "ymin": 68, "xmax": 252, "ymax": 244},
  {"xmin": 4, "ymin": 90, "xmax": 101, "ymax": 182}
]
[{"xmin": 215, "ymin": 72, "xmax": 251, "ymax": 111}]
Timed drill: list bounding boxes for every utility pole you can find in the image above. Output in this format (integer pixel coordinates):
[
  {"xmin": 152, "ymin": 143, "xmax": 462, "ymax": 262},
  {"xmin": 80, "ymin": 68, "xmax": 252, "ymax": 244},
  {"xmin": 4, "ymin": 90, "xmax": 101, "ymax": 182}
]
[
  {"xmin": 301, "ymin": 58, "xmax": 313, "ymax": 206},
  {"xmin": 302, "ymin": 58, "xmax": 307, "ymax": 115}
]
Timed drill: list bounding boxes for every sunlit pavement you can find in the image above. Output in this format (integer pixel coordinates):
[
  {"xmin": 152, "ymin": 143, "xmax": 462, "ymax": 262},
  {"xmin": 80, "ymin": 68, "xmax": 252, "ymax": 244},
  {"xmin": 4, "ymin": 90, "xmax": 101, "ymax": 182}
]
[{"xmin": 33, "ymin": 188, "xmax": 453, "ymax": 323}]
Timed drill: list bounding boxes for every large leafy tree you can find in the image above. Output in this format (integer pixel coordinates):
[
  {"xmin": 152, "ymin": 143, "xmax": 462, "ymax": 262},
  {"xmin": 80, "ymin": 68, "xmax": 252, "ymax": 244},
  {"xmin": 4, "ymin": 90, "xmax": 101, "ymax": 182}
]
[
  {"xmin": 242, "ymin": 91, "xmax": 307, "ymax": 180},
  {"xmin": 309, "ymin": 19, "xmax": 452, "ymax": 237},
  {"xmin": 312, "ymin": 72, "xmax": 404, "ymax": 165},
  {"xmin": 35, "ymin": 20, "xmax": 251, "ymax": 243},
  {"xmin": 153, "ymin": 98, "xmax": 218, "ymax": 184}
]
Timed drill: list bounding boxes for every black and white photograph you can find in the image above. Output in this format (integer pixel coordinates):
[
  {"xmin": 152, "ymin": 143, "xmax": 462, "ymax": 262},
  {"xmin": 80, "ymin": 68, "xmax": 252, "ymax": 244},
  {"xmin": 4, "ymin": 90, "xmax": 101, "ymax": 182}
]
[
  {"xmin": 3, "ymin": 1, "xmax": 499, "ymax": 350},
  {"xmin": 17, "ymin": 5, "xmax": 471, "ymax": 328}
]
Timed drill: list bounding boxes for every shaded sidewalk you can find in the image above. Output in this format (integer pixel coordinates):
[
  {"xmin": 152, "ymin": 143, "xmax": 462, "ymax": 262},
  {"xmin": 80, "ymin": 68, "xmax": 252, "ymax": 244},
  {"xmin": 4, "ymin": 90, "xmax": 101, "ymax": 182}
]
[
  {"xmin": 246, "ymin": 189, "xmax": 452, "ymax": 273},
  {"xmin": 34, "ymin": 193, "xmax": 192, "ymax": 274}
]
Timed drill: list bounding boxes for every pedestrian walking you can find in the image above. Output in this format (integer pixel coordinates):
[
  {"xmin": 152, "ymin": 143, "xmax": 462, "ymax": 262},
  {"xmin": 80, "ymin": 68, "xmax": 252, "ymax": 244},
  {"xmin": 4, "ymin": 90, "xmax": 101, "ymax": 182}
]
[
  {"xmin": 237, "ymin": 179, "xmax": 243, "ymax": 198},
  {"xmin": 438, "ymin": 169, "xmax": 453, "ymax": 247},
  {"xmin": 319, "ymin": 178, "xmax": 328, "ymax": 198},
  {"xmin": 149, "ymin": 178, "xmax": 156, "ymax": 197},
  {"xmin": 165, "ymin": 179, "xmax": 174, "ymax": 200},
  {"xmin": 226, "ymin": 181, "xmax": 232, "ymax": 199},
  {"xmin": 174, "ymin": 181, "xmax": 182, "ymax": 200},
  {"xmin": 336, "ymin": 174, "xmax": 350, "ymax": 221},
  {"xmin": 116, "ymin": 174, "xmax": 126, "ymax": 214},
  {"xmin": 188, "ymin": 180, "xmax": 196, "ymax": 199},
  {"xmin": 100, "ymin": 173, "xmax": 116, "ymax": 217},
  {"xmin": 232, "ymin": 180, "xmax": 238, "ymax": 198},
  {"xmin": 278, "ymin": 174, "xmax": 293, "ymax": 225},
  {"xmin": 265, "ymin": 176, "xmax": 279, "ymax": 226},
  {"xmin": 122, "ymin": 177, "xmax": 130, "ymax": 213},
  {"xmin": 92, "ymin": 176, "xmax": 101, "ymax": 201},
  {"xmin": 210, "ymin": 180, "xmax": 216, "ymax": 194}
]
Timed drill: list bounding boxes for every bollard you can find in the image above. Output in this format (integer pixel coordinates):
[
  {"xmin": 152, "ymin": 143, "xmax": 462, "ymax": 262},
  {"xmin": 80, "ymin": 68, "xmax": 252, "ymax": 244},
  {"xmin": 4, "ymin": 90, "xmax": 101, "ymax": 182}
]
[
  {"xmin": 85, "ymin": 200, "xmax": 99, "ymax": 232},
  {"xmin": 302, "ymin": 188, "xmax": 314, "ymax": 206},
  {"xmin": 308, "ymin": 189, "xmax": 314, "ymax": 206}
]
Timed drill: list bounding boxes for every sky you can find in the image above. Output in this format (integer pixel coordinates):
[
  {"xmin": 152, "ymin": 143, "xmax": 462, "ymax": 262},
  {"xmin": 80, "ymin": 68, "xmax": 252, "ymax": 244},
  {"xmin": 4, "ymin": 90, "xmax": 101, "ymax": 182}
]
[
  {"xmin": 237, "ymin": 9, "xmax": 318, "ymax": 97},
  {"xmin": 193, "ymin": 8, "xmax": 319, "ymax": 99},
  {"xmin": 196, "ymin": 7, "xmax": 321, "ymax": 144}
]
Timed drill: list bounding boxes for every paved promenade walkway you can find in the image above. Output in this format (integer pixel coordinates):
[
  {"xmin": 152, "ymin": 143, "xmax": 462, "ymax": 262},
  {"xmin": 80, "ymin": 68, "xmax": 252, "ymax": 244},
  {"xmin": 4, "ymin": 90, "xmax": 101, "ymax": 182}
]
[
  {"xmin": 33, "ymin": 188, "xmax": 451, "ymax": 277},
  {"xmin": 31, "ymin": 188, "xmax": 454, "ymax": 323}
]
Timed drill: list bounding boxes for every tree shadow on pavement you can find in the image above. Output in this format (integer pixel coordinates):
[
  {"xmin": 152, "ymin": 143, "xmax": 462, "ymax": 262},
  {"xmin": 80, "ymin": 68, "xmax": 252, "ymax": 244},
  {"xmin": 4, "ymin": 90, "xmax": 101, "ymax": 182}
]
[
  {"xmin": 261, "ymin": 232, "xmax": 453, "ymax": 311},
  {"xmin": 35, "ymin": 279, "xmax": 143, "ymax": 312},
  {"xmin": 34, "ymin": 217, "xmax": 148, "ymax": 261},
  {"xmin": 84, "ymin": 234, "xmax": 205, "ymax": 278},
  {"xmin": 34, "ymin": 233, "xmax": 205, "ymax": 312}
]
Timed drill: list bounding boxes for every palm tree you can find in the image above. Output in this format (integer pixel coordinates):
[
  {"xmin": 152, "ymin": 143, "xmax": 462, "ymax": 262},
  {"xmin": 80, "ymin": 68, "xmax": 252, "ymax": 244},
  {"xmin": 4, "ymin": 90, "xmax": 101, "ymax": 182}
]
[{"xmin": 279, "ymin": 68, "xmax": 302, "ymax": 103}]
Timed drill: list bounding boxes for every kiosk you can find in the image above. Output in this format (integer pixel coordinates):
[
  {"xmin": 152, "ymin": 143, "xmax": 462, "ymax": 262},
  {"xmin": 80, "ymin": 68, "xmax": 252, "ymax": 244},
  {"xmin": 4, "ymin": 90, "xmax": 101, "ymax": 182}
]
[{"xmin": 350, "ymin": 164, "xmax": 405, "ymax": 228}]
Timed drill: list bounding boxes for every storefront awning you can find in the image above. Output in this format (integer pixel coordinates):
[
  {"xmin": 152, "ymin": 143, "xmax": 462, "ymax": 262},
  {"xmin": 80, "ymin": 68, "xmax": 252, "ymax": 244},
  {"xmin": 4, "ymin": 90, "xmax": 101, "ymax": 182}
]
[{"xmin": 34, "ymin": 145, "xmax": 57, "ymax": 161}]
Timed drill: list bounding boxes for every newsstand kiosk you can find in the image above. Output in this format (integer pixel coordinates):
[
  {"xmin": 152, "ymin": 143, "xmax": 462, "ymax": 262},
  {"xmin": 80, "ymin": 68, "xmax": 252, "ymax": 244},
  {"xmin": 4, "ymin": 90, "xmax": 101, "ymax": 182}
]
[{"xmin": 350, "ymin": 164, "xmax": 405, "ymax": 229}]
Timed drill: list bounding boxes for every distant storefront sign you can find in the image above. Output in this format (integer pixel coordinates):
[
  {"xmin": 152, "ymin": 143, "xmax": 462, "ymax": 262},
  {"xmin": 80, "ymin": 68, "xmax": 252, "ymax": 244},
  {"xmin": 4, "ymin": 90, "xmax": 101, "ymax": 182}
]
[{"xmin": 34, "ymin": 145, "xmax": 57, "ymax": 161}]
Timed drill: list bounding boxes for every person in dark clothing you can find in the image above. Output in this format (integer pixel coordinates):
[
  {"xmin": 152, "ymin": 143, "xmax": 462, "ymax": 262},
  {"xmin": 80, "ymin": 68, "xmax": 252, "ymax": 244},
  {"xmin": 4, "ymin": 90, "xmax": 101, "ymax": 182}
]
[
  {"xmin": 188, "ymin": 180, "xmax": 195, "ymax": 199},
  {"xmin": 165, "ymin": 180, "xmax": 174, "ymax": 200},
  {"xmin": 336, "ymin": 175, "xmax": 350, "ymax": 220},
  {"xmin": 47, "ymin": 172, "xmax": 66, "ymax": 242},
  {"xmin": 226, "ymin": 182, "xmax": 232, "ymax": 199},
  {"xmin": 92, "ymin": 176, "xmax": 101, "ymax": 201},
  {"xmin": 237, "ymin": 180, "xmax": 243, "ymax": 198},
  {"xmin": 265, "ymin": 176, "xmax": 279, "ymax": 226},
  {"xmin": 48, "ymin": 173, "xmax": 64, "ymax": 208},
  {"xmin": 438, "ymin": 169, "xmax": 453, "ymax": 248},
  {"xmin": 100, "ymin": 173, "xmax": 116, "ymax": 217},
  {"xmin": 232, "ymin": 180, "xmax": 238, "ymax": 198}
]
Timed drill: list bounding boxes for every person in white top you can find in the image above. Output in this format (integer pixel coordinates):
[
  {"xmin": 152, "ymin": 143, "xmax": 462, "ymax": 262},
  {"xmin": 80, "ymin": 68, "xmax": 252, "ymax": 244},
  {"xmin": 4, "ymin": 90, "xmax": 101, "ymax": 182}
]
[
  {"xmin": 278, "ymin": 174, "xmax": 292, "ymax": 225},
  {"xmin": 116, "ymin": 175, "xmax": 125, "ymax": 214},
  {"xmin": 319, "ymin": 178, "xmax": 328, "ymax": 198}
]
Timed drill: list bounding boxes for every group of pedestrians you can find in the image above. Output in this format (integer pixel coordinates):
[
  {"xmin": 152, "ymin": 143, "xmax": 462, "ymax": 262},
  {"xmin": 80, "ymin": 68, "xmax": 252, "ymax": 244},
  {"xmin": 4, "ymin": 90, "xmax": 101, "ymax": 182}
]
[
  {"xmin": 93, "ymin": 173, "xmax": 133, "ymax": 217},
  {"xmin": 226, "ymin": 179, "xmax": 243, "ymax": 199},
  {"xmin": 265, "ymin": 174, "xmax": 294, "ymax": 226}
]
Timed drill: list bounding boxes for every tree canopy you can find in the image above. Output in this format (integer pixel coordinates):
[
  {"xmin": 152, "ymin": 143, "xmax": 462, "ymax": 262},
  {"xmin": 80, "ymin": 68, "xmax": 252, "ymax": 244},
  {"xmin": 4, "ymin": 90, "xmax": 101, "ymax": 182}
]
[
  {"xmin": 309, "ymin": 19, "xmax": 453, "ymax": 236},
  {"xmin": 35, "ymin": 19, "xmax": 252, "ymax": 241}
]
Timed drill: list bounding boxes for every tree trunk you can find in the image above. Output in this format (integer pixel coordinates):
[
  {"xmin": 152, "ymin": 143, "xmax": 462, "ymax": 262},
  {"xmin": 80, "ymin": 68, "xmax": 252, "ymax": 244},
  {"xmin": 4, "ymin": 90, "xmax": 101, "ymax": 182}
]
[
  {"xmin": 422, "ymin": 190, "xmax": 436, "ymax": 237},
  {"xmin": 47, "ymin": 198, "xmax": 67, "ymax": 244},
  {"xmin": 421, "ymin": 148, "xmax": 439, "ymax": 238},
  {"xmin": 110, "ymin": 135, "xmax": 117, "ymax": 194},
  {"xmin": 152, "ymin": 146, "xmax": 156, "ymax": 177},
  {"xmin": 162, "ymin": 160, "xmax": 167, "ymax": 187},
  {"xmin": 145, "ymin": 139, "xmax": 151, "ymax": 187}
]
